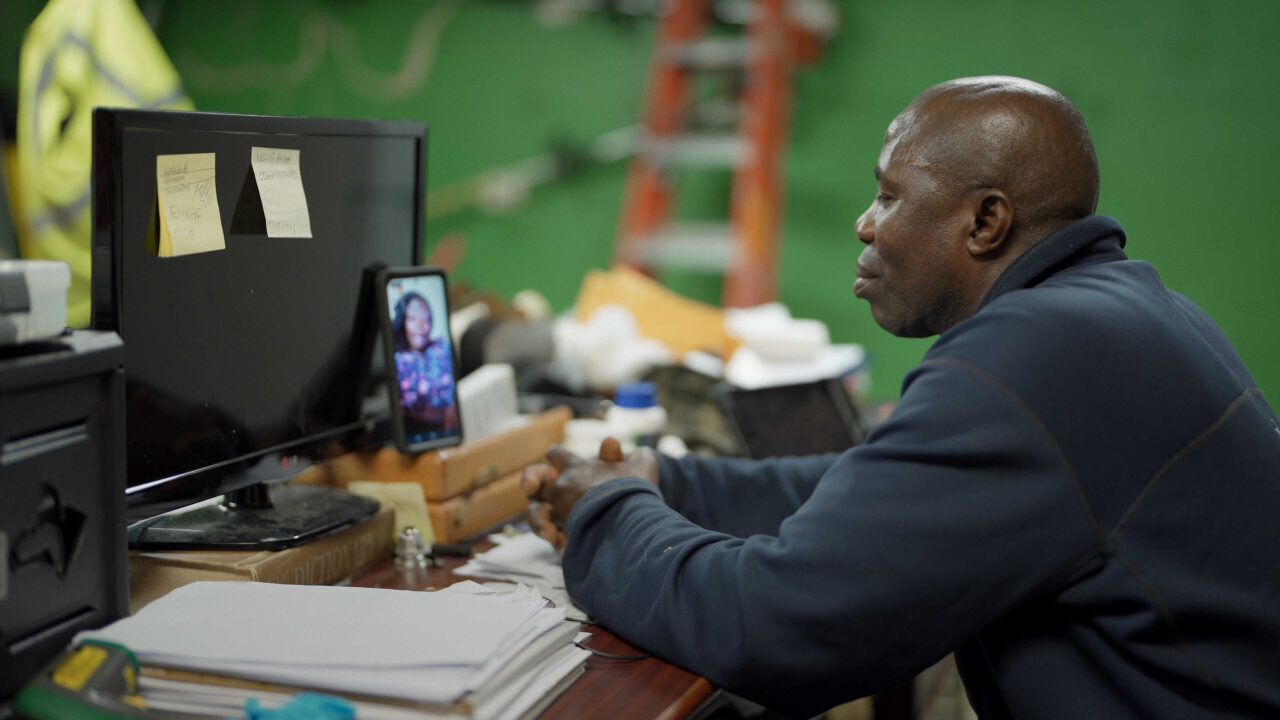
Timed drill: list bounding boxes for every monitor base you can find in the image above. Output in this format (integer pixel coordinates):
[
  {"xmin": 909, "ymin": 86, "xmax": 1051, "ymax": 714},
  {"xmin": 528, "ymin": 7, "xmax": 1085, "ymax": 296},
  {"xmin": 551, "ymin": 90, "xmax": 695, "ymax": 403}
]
[{"xmin": 127, "ymin": 483, "xmax": 380, "ymax": 551}]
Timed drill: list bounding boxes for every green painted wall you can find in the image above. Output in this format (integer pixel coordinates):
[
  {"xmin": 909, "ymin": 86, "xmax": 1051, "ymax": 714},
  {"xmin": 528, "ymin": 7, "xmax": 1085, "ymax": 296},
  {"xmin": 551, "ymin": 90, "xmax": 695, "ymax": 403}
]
[{"xmin": 6, "ymin": 0, "xmax": 1280, "ymax": 405}]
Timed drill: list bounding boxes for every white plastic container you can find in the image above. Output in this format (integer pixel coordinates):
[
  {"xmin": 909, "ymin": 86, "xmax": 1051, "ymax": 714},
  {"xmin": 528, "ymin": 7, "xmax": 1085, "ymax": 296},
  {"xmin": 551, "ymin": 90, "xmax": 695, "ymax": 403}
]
[
  {"xmin": 457, "ymin": 363, "xmax": 522, "ymax": 443},
  {"xmin": 606, "ymin": 381, "xmax": 668, "ymax": 449},
  {"xmin": 563, "ymin": 418, "xmax": 618, "ymax": 458},
  {"xmin": 0, "ymin": 260, "xmax": 70, "ymax": 345}
]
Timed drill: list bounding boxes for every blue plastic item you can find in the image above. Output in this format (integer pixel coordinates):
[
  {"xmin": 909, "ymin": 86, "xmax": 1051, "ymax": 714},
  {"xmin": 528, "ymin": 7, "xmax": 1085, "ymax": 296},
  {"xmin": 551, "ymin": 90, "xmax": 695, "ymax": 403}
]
[
  {"xmin": 244, "ymin": 692, "xmax": 356, "ymax": 720},
  {"xmin": 614, "ymin": 381, "xmax": 658, "ymax": 408}
]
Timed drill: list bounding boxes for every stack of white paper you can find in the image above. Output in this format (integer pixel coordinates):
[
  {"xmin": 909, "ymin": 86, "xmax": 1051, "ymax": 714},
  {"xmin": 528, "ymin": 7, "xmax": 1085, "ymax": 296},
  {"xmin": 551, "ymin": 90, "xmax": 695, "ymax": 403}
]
[
  {"xmin": 455, "ymin": 533, "xmax": 590, "ymax": 622},
  {"xmin": 77, "ymin": 580, "xmax": 589, "ymax": 720}
]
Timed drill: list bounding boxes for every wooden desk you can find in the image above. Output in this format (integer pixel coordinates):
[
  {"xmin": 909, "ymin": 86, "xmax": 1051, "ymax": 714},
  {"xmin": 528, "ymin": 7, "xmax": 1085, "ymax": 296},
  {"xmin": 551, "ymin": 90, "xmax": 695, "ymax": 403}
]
[{"xmin": 352, "ymin": 545, "xmax": 717, "ymax": 720}]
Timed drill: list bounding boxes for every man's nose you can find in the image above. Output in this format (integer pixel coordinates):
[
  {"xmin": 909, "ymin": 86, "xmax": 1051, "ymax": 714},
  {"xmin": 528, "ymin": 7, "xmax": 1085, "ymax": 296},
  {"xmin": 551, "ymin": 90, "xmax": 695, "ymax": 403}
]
[{"xmin": 855, "ymin": 207, "xmax": 875, "ymax": 245}]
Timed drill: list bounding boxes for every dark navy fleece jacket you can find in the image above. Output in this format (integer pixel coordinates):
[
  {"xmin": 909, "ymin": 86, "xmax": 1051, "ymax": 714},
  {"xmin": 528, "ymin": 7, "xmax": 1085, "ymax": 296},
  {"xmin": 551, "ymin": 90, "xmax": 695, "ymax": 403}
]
[{"xmin": 562, "ymin": 216, "xmax": 1280, "ymax": 719}]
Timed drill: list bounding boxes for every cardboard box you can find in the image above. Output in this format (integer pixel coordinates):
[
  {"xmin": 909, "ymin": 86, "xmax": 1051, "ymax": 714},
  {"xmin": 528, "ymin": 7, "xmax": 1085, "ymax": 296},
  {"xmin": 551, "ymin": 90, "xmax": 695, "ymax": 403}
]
[
  {"xmin": 302, "ymin": 406, "xmax": 570, "ymax": 501},
  {"xmin": 128, "ymin": 504, "xmax": 394, "ymax": 613},
  {"xmin": 427, "ymin": 469, "xmax": 530, "ymax": 543}
]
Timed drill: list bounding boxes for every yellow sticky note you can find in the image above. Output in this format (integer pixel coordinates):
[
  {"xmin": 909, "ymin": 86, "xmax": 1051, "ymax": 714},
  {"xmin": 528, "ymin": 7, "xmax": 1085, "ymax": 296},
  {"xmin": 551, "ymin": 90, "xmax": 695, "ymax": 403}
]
[
  {"xmin": 347, "ymin": 480, "xmax": 435, "ymax": 545},
  {"xmin": 250, "ymin": 147, "xmax": 313, "ymax": 238},
  {"xmin": 155, "ymin": 153, "xmax": 225, "ymax": 257}
]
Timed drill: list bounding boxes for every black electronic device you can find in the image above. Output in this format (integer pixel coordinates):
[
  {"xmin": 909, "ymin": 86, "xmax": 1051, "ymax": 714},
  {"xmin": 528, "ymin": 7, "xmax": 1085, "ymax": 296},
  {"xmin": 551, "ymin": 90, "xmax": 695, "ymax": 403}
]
[
  {"xmin": 375, "ymin": 266, "xmax": 463, "ymax": 454},
  {"xmin": 90, "ymin": 108, "xmax": 426, "ymax": 549},
  {"xmin": 714, "ymin": 377, "xmax": 866, "ymax": 459},
  {"xmin": 0, "ymin": 331, "xmax": 127, "ymax": 701}
]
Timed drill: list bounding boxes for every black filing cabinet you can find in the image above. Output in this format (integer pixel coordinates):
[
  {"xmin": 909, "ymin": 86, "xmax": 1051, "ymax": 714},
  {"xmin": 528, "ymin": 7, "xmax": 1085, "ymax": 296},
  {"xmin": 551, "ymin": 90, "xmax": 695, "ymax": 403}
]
[{"xmin": 0, "ymin": 331, "xmax": 126, "ymax": 699}]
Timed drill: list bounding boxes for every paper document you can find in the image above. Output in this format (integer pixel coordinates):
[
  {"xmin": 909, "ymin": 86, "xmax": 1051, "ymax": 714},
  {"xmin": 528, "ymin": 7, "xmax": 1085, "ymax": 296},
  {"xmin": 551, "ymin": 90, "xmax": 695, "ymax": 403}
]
[
  {"xmin": 139, "ymin": 676, "xmax": 436, "ymax": 720},
  {"xmin": 348, "ymin": 480, "xmax": 435, "ymax": 543},
  {"xmin": 455, "ymin": 532, "xmax": 590, "ymax": 622},
  {"xmin": 250, "ymin": 147, "xmax": 313, "ymax": 238},
  {"xmin": 78, "ymin": 580, "xmax": 587, "ymax": 712},
  {"xmin": 156, "ymin": 153, "xmax": 225, "ymax": 257},
  {"xmin": 85, "ymin": 580, "xmax": 540, "ymax": 667}
]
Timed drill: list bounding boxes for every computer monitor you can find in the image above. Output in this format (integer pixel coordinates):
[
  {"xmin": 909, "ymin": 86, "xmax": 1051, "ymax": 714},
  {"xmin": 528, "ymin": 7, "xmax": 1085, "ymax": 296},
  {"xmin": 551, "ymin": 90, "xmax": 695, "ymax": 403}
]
[
  {"xmin": 91, "ymin": 108, "xmax": 426, "ymax": 549},
  {"xmin": 715, "ymin": 378, "xmax": 865, "ymax": 459}
]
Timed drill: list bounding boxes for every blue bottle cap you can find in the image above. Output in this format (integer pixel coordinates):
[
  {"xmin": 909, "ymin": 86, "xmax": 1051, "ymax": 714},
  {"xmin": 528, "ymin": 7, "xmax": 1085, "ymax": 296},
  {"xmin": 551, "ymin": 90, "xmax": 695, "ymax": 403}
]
[{"xmin": 614, "ymin": 381, "xmax": 657, "ymax": 408}]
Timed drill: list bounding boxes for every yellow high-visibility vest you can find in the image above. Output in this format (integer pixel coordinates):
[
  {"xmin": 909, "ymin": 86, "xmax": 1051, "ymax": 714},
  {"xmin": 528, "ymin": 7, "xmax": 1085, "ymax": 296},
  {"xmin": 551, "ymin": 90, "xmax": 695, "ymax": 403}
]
[{"xmin": 16, "ymin": 0, "xmax": 193, "ymax": 327}]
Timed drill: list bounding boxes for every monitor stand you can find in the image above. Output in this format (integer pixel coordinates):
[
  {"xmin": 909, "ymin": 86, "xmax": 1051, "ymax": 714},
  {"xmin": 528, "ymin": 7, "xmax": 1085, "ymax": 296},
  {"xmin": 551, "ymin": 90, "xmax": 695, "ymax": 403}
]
[{"xmin": 127, "ymin": 482, "xmax": 380, "ymax": 551}]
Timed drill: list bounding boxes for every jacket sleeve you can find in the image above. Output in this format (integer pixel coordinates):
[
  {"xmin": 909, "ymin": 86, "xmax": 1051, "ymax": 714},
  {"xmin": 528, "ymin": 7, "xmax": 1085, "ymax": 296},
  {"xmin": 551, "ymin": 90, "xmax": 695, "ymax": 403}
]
[
  {"xmin": 657, "ymin": 452, "xmax": 840, "ymax": 537},
  {"xmin": 563, "ymin": 360, "xmax": 1100, "ymax": 717}
]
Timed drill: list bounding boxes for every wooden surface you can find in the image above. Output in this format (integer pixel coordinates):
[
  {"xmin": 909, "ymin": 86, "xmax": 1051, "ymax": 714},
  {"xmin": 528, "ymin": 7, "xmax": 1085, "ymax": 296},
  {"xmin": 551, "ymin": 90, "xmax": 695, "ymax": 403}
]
[{"xmin": 351, "ymin": 541, "xmax": 717, "ymax": 720}]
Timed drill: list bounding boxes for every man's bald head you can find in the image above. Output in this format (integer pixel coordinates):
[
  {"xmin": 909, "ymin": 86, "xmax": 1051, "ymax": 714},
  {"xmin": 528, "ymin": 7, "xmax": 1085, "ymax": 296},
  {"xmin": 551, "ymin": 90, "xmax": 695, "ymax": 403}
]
[
  {"xmin": 887, "ymin": 76, "xmax": 1100, "ymax": 243},
  {"xmin": 854, "ymin": 77, "xmax": 1104, "ymax": 337}
]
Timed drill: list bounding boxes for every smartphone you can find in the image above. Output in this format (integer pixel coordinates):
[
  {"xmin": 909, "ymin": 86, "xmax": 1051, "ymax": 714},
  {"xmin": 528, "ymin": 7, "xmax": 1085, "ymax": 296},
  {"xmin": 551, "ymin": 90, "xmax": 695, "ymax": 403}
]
[{"xmin": 375, "ymin": 266, "xmax": 464, "ymax": 453}]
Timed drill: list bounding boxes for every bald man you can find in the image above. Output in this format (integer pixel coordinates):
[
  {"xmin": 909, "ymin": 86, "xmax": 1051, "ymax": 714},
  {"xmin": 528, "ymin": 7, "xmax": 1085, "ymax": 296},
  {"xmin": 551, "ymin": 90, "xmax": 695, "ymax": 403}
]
[{"xmin": 524, "ymin": 77, "xmax": 1280, "ymax": 718}]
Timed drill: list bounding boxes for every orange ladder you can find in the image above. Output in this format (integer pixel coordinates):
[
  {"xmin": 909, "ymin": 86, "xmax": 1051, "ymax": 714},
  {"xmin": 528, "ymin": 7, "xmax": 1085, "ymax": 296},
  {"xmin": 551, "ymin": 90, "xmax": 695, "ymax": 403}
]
[{"xmin": 614, "ymin": 0, "xmax": 829, "ymax": 308}]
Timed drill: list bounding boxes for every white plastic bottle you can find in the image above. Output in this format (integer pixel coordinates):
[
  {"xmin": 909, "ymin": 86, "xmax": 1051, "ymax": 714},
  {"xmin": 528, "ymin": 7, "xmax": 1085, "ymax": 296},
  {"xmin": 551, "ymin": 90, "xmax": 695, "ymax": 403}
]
[{"xmin": 605, "ymin": 381, "xmax": 668, "ymax": 450}]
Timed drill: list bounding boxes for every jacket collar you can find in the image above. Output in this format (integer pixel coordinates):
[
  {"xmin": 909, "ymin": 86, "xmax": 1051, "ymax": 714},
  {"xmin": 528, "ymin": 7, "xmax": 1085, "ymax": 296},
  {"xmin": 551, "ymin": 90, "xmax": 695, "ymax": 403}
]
[{"xmin": 978, "ymin": 214, "xmax": 1127, "ymax": 310}]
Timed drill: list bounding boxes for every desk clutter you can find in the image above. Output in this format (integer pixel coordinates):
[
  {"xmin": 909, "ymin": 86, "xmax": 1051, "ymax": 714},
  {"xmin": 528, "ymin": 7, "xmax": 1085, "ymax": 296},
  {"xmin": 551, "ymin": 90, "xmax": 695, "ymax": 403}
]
[
  {"xmin": 457, "ymin": 531, "xmax": 589, "ymax": 623},
  {"xmin": 2, "ymin": 105, "xmax": 756, "ymax": 716},
  {"xmin": 124, "ymin": 406, "xmax": 571, "ymax": 620},
  {"xmin": 73, "ymin": 580, "xmax": 589, "ymax": 720},
  {"xmin": 300, "ymin": 406, "xmax": 571, "ymax": 544}
]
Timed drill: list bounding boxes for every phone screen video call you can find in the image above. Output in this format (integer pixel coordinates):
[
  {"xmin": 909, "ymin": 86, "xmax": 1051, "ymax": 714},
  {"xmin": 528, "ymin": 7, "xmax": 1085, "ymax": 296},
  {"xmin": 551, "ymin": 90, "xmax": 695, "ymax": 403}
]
[{"xmin": 378, "ymin": 267, "xmax": 463, "ymax": 453}]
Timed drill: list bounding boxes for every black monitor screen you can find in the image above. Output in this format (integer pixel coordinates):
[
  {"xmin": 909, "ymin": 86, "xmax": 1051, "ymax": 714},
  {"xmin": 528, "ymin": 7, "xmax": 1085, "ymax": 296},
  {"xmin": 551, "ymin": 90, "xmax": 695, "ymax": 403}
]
[
  {"xmin": 716, "ymin": 378, "xmax": 865, "ymax": 459},
  {"xmin": 91, "ymin": 109, "xmax": 425, "ymax": 524}
]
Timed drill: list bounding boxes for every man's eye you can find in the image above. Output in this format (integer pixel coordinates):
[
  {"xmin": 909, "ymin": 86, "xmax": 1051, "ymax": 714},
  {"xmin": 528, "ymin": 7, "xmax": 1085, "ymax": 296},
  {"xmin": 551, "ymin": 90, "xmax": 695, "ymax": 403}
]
[{"xmin": 875, "ymin": 193, "xmax": 892, "ymax": 205}]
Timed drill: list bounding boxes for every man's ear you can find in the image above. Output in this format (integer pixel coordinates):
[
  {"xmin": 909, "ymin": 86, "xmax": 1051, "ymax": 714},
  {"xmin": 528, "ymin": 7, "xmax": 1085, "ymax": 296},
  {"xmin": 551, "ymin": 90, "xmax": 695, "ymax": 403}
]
[{"xmin": 965, "ymin": 190, "xmax": 1012, "ymax": 257}]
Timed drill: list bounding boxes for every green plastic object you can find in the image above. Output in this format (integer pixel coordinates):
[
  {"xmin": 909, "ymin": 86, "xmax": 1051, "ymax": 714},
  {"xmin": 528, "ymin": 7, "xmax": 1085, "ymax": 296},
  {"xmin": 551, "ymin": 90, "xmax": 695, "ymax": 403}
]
[{"xmin": 13, "ymin": 641, "xmax": 153, "ymax": 720}]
